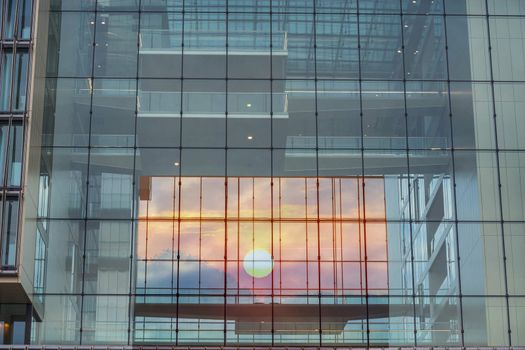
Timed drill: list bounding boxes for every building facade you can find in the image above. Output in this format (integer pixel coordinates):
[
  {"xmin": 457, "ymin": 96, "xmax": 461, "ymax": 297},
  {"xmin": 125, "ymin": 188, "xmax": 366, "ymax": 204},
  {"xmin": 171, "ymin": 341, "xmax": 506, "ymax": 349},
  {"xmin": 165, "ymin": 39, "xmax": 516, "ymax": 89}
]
[
  {"xmin": 0, "ymin": 0, "xmax": 32, "ymax": 344},
  {"xmin": 1, "ymin": 0, "xmax": 525, "ymax": 347}
]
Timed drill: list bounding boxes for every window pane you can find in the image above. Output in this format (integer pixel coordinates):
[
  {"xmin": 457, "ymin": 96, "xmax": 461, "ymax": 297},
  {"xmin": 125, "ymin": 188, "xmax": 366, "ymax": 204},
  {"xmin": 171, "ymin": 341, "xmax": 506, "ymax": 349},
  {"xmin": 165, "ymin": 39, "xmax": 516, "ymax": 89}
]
[
  {"xmin": 43, "ymin": 78, "xmax": 91, "ymax": 147},
  {"xmin": 0, "ymin": 124, "xmax": 8, "ymax": 185},
  {"xmin": 1, "ymin": 197, "xmax": 20, "ymax": 267},
  {"xmin": 360, "ymin": 15, "xmax": 403, "ymax": 80},
  {"xmin": 404, "ymin": 15, "xmax": 447, "ymax": 80},
  {"xmin": 12, "ymin": 50, "xmax": 29, "ymax": 111},
  {"xmin": 91, "ymin": 79, "xmax": 136, "ymax": 147},
  {"xmin": 138, "ymin": 12, "xmax": 182, "ymax": 78},
  {"xmin": 4, "ymin": 0, "xmax": 16, "ymax": 39},
  {"xmin": 0, "ymin": 51, "xmax": 13, "ymax": 111},
  {"xmin": 94, "ymin": 13, "xmax": 138, "ymax": 78},
  {"xmin": 7, "ymin": 124, "xmax": 23, "ymax": 187},
  {"xmin": 490, "ymin": 17, "xmax": 525, "ymax": 81},
  {"xmin": 17, "ymin": 0, "xmax": 32, "ymax": 39},
  {"xmin": 46, "ymin": 12, "xmax": 95, "ymax": 78}
]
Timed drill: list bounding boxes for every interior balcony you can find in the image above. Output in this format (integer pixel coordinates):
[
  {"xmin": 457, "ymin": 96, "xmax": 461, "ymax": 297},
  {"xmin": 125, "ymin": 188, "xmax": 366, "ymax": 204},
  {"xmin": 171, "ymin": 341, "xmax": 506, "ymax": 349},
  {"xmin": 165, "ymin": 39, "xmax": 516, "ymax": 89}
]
[
  {"xmin": 139, "ymin": 30, "xmax": 288, "ymax": 79},
  {"xmin": 284, "ymin": 136, "xmax": 451, "ymax": 175}
]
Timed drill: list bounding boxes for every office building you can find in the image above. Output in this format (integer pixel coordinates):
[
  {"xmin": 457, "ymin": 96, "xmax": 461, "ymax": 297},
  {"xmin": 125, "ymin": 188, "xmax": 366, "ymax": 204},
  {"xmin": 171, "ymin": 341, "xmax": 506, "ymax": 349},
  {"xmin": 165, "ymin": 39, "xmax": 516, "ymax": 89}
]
[{"xmin": 0, "ymin": 0, "xmax": 524, "ymax": 347}]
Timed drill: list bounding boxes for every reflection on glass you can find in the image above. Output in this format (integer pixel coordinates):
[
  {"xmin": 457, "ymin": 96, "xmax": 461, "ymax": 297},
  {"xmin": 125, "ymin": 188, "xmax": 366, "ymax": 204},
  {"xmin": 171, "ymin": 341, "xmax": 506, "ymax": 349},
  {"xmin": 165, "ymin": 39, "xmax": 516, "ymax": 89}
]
[
  {"xmin": 46, "ymin": 12, "xmax": 95, "ymax": 77},
  {"xmin": 7, "ymin": 124, "xmax": 23, "ymax": 187},
  {"xmin": 0, "ymin": 50, "xmax": 28, "ymax": 112},
  {"xmin": 12, "ymin": 50, "xmax": 29, "ymax": 111},
  {"xmin": 0, "ymin": 51, "xmax": 13, "ymax": 111},
  {"xmin": 94, "ymin": 13, "xmax": 138, "ymax": 78},
  {"xmin": 0, "ymin": 197, "xmax": 20, "ymax": 268},
  {"xmin": 3, "ymin": 0, "xmax": 16, "ymax": 39},
  {"xmin": 17, "ymin": 0, "xmax": 32, "ymax": 39},
  {"xmin": 0, "ymin": 124, "xmax": 23, "ymax": 187},
  {"xmin": 28, "ymin": 0, "xmax": 525, "ymax": 346},
  {"xmin": 135, "ymin": 176, "xmax": 389, "ymax": 343}
]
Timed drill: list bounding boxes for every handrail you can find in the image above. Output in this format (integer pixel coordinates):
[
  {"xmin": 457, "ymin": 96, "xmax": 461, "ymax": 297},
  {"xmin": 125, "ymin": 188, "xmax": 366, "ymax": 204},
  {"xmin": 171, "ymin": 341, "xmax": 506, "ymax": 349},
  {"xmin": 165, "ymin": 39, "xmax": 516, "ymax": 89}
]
[{"xmin": 139, "ymin": 30, "xmax": 288, "ymax": 51}]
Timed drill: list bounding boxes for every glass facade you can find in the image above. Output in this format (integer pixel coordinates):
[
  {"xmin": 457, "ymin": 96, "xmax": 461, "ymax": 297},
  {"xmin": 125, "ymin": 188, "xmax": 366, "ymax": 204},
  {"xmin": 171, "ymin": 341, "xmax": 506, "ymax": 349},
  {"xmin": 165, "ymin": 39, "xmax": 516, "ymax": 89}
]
[
  {"xmin": 12, "ymin": 0, "xmax": 525, "ymax": 347},
  {"xmin": 0, "ymin": 0, "xmax": 31, "ymax": 271}
]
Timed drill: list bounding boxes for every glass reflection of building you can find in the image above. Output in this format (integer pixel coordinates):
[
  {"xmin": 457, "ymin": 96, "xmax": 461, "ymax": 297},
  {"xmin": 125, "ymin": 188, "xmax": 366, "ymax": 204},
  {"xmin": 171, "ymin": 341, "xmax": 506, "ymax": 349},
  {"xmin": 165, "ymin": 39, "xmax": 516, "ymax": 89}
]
[
  {"xmin": 0, "ymin": 0, "xmax": 525, "ymax": 347},
  {"xmin": 0, "ymin": 0, "xmax": 32, "ymax": 344}
]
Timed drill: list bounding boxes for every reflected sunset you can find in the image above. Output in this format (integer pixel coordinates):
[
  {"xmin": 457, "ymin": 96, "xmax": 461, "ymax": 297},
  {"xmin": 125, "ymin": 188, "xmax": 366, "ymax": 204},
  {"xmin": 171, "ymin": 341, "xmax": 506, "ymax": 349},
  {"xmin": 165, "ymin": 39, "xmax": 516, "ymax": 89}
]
[{"xmin": 137, "ymin": 176, "xmax": 388, "ymax": 296}]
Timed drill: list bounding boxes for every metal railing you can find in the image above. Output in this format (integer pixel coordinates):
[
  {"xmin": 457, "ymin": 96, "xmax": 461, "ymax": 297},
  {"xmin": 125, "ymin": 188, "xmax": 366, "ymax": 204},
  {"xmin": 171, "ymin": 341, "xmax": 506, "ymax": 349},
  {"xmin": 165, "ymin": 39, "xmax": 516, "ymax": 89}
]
[
  {"xmin": 286, "ymin": 136, "xmax": 449, "ymax": 151},
  {"xmin": 140, "ymin": 30, "xmax": 287, "ymax": 52},
  {"xmin": 138, "ymin": 91, "xmax": 287, "ymax": 115}
]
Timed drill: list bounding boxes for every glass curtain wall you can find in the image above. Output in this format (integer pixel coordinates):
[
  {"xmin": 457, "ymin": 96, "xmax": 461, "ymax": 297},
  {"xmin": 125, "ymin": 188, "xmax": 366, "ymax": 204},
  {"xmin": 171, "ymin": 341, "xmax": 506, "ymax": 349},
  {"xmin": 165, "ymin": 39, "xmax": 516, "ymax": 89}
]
[
  {"xmin": 30, "ymin": 0, "xmax": 525, "ymax": 347},
  {"xmin": 0, "ymin": 0, "xmax": 32, "ymax": 271}
]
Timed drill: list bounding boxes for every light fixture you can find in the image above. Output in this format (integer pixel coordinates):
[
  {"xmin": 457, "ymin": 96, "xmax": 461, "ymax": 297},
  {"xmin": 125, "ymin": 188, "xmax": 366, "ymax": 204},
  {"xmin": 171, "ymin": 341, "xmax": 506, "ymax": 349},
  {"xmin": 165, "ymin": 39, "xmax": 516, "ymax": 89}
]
[
  {"xmin": 246, "ymin": 103, "xmax": 252, "ymax": 108},
  {"xmin": 174, "ymin": 162, "xmax": 180, "ymax": 166},
  {"xmin": 247, "ymin": 135, "xmax": 254, "ymax": 140}
]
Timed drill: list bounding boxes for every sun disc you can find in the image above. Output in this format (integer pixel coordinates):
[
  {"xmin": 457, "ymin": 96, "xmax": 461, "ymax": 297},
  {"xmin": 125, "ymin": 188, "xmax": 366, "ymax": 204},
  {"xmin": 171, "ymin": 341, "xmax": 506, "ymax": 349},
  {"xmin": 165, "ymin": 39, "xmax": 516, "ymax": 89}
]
[{"xmin": 243, "ymin": 249, "xmax": 273, "ymax": 278}]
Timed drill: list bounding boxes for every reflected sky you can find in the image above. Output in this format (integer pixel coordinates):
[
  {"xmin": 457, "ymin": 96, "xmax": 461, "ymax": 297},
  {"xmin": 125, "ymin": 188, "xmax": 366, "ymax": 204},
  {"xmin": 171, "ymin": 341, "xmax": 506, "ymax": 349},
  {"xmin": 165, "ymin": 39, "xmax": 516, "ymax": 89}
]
[{"xmin": 137, "ymin": 176, "xmax": 388, "ymax": 296}]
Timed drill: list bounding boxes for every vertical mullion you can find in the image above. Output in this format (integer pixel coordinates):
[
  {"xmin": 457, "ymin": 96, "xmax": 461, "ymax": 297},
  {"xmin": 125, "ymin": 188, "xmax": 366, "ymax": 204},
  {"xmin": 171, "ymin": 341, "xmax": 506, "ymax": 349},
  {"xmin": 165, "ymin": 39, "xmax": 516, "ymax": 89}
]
[
  {"xmin": 175, "ymin": 0, "xmax": 186, "ymax": 343},
  {"xmin": 198, "ymin": 177, "xmax": 202, "ymax": 303},
  {"xmin": 356, "ymin": 0, "xmax": 371, "ymax": 345},
  {"xmin": 224, "ymin": 0, "xmax": 229, "ymax": 345},
  {"xmin": 128, "ymin": 0, "xmax": 142, "ymax": 344},
  {"xmin": 398, "ymin": 0, "xmax": 418, "ymax": 345},
  {"xmin": 338, "ymin": 178, "xmax": 344, "ymax": 301},
  {"xmin": 198, "ymin": 177, "xmax": 203, "ymax": 339},
  {"xmin": 270, "ymin": 1, "xmax": 275, "ymax": 345},
  {"xmin": 0, "ymin": 114, "xmax": 4, "ymax": 267},
  {"xmin": 237, "ymin": 177, "xmax": 240, "ymax": 310},
  {"xmin": 79, "ymin": 0, "xmax": 99, "ymax": 344},
  {"xmin": 142, "ymin": 198, "xmax": 149, "ymax": 342},
  {"xmin": 20, "ymin": 0, "xmax": 35, "ymax": 113},
  {"xmin": 0, "ymin": 188, "xmax": 4, "ymax": 267},
  {"xmin": 313, "ymin": 0, "xmax": 323, "ymax": 345},
  {"xmin": 484, "ymin": 1, "xmax": 513, "ymax": 345},
  {"xmin": 251, "ymin": 179, "xmax": 255, "ymax": 294},
  {"xmin": 278, "ymin": 178, "xmax": 282, "ymax": 307},
  {"xmin": 304, "ymin": 177, "xmax": 309, "ymax": 309},
  {"xmin": 171, "ymin": 175, "xmax": 176, "ymax": 343},
  {"xmin": 442, "ymin": 2, "xmax": 466, "ymax": 346}
]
